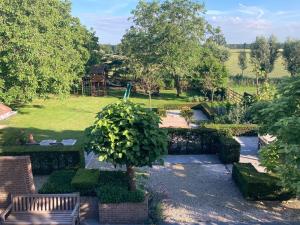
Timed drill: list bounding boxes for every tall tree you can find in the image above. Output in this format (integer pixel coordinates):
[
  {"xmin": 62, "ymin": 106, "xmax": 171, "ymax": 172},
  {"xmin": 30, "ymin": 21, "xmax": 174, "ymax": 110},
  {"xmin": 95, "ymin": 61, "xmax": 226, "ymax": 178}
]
[
  {"xmin": 282, "ymin": 39, "xmax": 300, "ymax": 76},
  {"xmin": 250, "ymin": 36, "xmax": 279, "ymax": 95},
  {"xmin": 0, "ymin": 0, "xmax": 91, "ymax": 104},
  {"xmin": 122, "ymin": 0, "xmax": 210, "ymax": 97},
  {"xmin": 238, "ymin": 50, "xmax": 247, "ymax": 75}
]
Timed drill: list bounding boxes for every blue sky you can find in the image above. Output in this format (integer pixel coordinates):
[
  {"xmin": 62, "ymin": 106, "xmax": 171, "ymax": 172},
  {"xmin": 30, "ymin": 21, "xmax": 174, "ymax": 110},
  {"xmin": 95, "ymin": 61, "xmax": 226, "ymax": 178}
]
[{"xmin": 72, "ymin": 0, "xmax": 300, "ymax": 44}]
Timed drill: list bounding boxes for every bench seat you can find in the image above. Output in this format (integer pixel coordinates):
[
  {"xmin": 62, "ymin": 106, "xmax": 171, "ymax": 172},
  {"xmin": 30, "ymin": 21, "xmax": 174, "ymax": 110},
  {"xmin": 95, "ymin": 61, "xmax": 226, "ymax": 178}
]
[{"xmin": 3, "ymin": 211, "xmax": 74, "ymax": 225}]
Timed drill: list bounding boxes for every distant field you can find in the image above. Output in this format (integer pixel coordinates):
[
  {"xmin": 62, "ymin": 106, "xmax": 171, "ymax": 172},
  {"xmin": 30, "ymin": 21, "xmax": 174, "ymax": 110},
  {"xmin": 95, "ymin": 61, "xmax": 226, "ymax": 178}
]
[{"xmin": 226, "ymin": 49, "xmax": 290, "ymax": 78}]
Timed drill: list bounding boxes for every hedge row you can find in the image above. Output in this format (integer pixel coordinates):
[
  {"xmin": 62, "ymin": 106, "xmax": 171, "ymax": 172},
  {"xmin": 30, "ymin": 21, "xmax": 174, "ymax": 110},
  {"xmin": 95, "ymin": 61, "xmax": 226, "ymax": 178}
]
[
  {"xmin": 163, "ymin": 128, "xmax": 240, "ymax": 164},
  {"xmin": 39, "ymin": 169, "xmax": 146, "ymax": 203},
  {"xmin": 232, "ymin": 163, "xmax": 295, "ymax": 200},
  {"xmin": 162, "ymin": 103, "xmax": 200, "ymax": 110},
  {"xmin": 0, "ymin": 145, "xmax": 85, "ymax": 175},
  {"xmin": 202, "ymin": 124, "xmax": 258, "ymax": 136},
  {"xmin": 193, "ymin": 103, "xmax": 215, "ymax": 120}
]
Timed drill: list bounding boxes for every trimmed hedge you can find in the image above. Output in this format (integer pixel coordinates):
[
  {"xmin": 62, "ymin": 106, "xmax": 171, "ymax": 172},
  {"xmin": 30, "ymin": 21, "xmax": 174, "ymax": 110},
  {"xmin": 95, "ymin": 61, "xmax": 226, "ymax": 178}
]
[
  {"xmin": 0, "ymin": 145, "xmax": 85, "ymax": 175},
  {"xmin": 203, "ymin": 124, "xmax": 258, "ymax": 136},
  {"xmin": 162, "ymin": 103, "xmax": 199, "ymax": 110},
  {"xmin": 193, "ymin": 103, "xmax": 215, "ymax": 120},
  {"xmin": 71, "ymin": 169, "xmax": 100, "ymax": 196},
  {"xmin": 232, "ymin": 163, "xmax": 295, "ymax": 200},
  {"xmin": 97, "ymin": 171, "xmax": 145, "ymax": 203},
  {"xmin": 39, "ymin": 170, "xmax": 76, "ymax": 194},
  {"xmin": 218, "ymin": 135, "xmax": 240, "ymax": 164},
  {"xmin": 163, "ymin": 128, "xmax": 240, "ymax": 164}
]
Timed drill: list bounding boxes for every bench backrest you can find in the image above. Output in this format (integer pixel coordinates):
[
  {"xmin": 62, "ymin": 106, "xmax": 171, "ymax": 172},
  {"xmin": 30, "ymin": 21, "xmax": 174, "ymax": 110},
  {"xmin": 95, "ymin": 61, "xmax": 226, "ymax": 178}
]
[
  {"xmin": 11, "ymin": 194, "xmax": 79, "ymax": 212},
  {"xmin": 0, "ymin": 156, "xmax": 35, "ymax": 209}
]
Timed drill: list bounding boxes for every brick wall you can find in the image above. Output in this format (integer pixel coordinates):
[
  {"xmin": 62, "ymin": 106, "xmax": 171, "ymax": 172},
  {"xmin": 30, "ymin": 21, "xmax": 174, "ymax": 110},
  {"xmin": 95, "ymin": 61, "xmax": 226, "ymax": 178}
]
[
  {"xmin": 0, "ymin": 156, "xmax": 35, "ymax": 208},
  {"xmin": 99, "ymin": 196, "xmax": 148, "ymax": 224}
]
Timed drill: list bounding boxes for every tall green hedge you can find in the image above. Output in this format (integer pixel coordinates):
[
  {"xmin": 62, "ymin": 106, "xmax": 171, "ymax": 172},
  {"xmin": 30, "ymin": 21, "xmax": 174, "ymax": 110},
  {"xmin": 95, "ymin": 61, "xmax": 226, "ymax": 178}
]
[
  {"xmin": 232, "ymin": 163, "xmax": 295, "ymax": 200},
  {"xmin": 163, "ymin": 128, "xmax": 240, "ymax": 164},
  {"xmin": 203, "ymin": 124, "xmax": 258, "ymax": 136},
  {"xmin": 0, "ymin": 145, "xmax": 85, "ymax": 175}
]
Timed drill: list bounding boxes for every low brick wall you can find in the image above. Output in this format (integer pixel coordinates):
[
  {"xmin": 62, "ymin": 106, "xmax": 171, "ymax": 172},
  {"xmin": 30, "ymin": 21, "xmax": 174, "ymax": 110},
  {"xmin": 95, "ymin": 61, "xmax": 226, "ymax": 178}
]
[
  {"xmin": 80, "ymin": 197, "xmax": 98, "ymax": 221},
  {"xmin": 99, "ymin": 196, "xmax": 148, "ymax": 224}
]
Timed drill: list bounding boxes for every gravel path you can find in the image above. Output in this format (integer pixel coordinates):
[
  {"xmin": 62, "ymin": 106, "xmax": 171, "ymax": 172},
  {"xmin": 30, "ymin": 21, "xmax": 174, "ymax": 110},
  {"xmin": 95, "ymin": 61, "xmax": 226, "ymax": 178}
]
[{"xmin": 147, "ymin": 163, "xmax": 300, "ymax": 224}]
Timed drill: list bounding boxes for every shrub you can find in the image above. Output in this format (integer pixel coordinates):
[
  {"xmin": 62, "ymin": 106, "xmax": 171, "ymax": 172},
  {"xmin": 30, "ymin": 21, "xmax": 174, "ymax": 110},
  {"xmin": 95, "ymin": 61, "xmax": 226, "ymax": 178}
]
[
  {"xmin": 39, "ymin": 170, "xmax": 76, "ymax": 194},
  {"xmin": 202, "ymin": 124, "xmax": 258, "ymax": 136},
  {"xmin": 0, "ymin": 145, "xmax": 85, "ymax": 175},
  {"xmin": 232, "ymin": 163, "xmax": 295, "ymax": 200},
  {"xmin": 97, "ymin": 170, "xmax": 145, "ymax": 203},
  {"xmin": 97, "ymin": 185, "xmax": 145, "ymax": 204},
  {"xmin": 162, "ymin": 103, "xmax": 199, "ymax": 110},
  {"xmin": 71, "ymin": 169, "xmax": 100, "ymax": 196},
  {"xmin": 180, "ymin": 107, "xmax": 194, "ymax": 124},
  {"xmin": 218, "ymin": 135, "xmax": 240, "ymax": 164}
]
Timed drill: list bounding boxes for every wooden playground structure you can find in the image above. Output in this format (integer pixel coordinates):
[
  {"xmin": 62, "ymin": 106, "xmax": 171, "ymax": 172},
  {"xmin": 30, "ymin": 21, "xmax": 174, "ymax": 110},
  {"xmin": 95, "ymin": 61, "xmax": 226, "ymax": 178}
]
[{"xmin": 82, "ymin": 65, "xmax": 108, "ymax": 96}]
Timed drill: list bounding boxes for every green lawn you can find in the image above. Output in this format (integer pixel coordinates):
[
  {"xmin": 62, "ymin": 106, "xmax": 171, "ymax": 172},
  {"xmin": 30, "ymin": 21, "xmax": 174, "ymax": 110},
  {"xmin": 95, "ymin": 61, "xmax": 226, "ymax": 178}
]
[
  {"xmin": 0, "ymin": 89, "xmax": 190, "ymax": 147},
  {"xmin": 229, "ymin": 84, "xmax": 257, "ymax": 95},
  {"xmin": 226, "ymin": 49, "xmax": 290, "ymax": 78}
]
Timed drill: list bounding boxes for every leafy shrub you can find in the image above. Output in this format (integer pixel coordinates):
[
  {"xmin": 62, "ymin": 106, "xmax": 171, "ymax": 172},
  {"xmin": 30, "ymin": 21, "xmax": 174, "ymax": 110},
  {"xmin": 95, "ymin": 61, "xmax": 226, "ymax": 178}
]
[
  {"xmin": 218, "ymin": 135, "xmax": 240, "ymax": 164},
  {"xmin": 187, "ymin": 95, "xmax": 207, "ymax": 102},
  {"xmin": 97, "ymin": 185, "xmax": 145, "ymax": 204},
  {"xmin": 0, "ymin": 145, "xmax": 85, "ymax": 175},
  {"xmin": 97, "ymin": 170, "xmax": 145, "ymax": 203},
  {"xmin": 71, "ymin": 169, "xmax": 100, "ymax": 196},
  {"xmin": 232, "ymin": 163, "xmax": 295, "ymax": 200},
  {"xmin": 202, "ymin": 124, "xmax": 258, "ymax": 136},
  {"xmin": 39, "ymin": 170, "xmax": 76, "ymax": 194},
  {"xmin": 162, "ymin": 103, "xmax": 199, "ymax": 110}
]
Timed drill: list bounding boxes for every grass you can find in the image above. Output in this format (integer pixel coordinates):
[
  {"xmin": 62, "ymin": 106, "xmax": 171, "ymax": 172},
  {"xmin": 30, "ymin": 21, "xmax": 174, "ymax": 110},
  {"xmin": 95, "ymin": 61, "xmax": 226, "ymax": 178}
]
[
  {"xmin": 226, "ymin": 49, "xmax": 290, "ymax": 78},
  {"xmin": 0, "ymin": 89, "xmax": 191, "ymax": 147},
  {"xmin": 229, "ymin": 84, "xmax": 257, "ymax": 94}
]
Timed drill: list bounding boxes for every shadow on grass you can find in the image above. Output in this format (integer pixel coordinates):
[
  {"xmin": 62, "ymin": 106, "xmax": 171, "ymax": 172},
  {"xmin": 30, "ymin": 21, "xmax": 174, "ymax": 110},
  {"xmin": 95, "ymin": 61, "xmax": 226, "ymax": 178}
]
[{"xmin": 0, "ymin": 127, "xmax": 86, "ymax": 152}]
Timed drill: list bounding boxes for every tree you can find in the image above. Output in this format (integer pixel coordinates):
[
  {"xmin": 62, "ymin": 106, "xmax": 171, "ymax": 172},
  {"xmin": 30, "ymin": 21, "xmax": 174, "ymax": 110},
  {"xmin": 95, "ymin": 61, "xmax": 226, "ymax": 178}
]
[
  {"xmin": 192, "ymin": 48, "xmax": 228, "ymax": 101},
  {"xmin": 282, "ymin": 39, "xmax": 300, "ymax": 76},
  {"xmin": 0, "ymin": 0, "xmax": 91, "ymax": 104},
  {"xmin": 122, "ymin": 0, "xmax": 211, "ymax": 97},
  {"xmin": 238, "ymin": 50, "xmax": 247, "ymax": 75},
  {"xmin": 250, "ymin": 35, "xmax": 279, "ymax": 95},
  {"xmin": 86, "ymin": 101, "xmax": 167, "ymax": 191},
  {"xmin": 253, "ymin": 76, "xmax": 300, "ymax": 194}
]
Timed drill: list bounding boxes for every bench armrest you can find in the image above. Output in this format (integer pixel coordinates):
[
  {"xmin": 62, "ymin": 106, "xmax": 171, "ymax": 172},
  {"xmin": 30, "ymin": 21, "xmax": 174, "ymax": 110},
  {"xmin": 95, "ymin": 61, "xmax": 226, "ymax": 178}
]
[
  {"xmin": 71, "ymin": 203, "xmax": 80, "ymax": 225},
  {"xmin": 0, "ymin": 204, "xmax": 12, "ymax": 221}
]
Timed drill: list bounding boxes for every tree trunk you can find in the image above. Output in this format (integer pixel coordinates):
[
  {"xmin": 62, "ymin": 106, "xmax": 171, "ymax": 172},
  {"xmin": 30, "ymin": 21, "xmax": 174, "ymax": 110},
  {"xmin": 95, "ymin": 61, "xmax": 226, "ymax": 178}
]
[
  {"xmin": 211, "ymin": 89, "xmax": 215, "ymax": 102},
  {"xmin": 256, "ymin": 72, "xmax": 259, "ymax": 96},
  {"xmin": 126, "ymin": 165, "xmax": 136, "ymax": 191},
  {"xmin": 174, "ymin": 75, "xmax": 182, "ymax": 97},
  {"xmin": 148, "ymin": 92, "xmax": 152, "ymax": 110}
]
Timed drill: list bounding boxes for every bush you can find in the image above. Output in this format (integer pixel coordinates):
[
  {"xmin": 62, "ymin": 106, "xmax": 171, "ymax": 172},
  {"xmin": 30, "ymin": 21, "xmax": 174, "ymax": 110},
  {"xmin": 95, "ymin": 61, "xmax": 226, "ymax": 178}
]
[
  {"xmin": 232, "ymin": 163, "xmax": 295, "ymax": 200},
  {"xmin": 162, "ymin": 103, "xmax": 199, "ymax": 110},
  {"xmin": 39, "ymin": 170, "xmax": 76, "ymax": 194},
  {"xmin": 0, "ymin": 145, "xmax": 85, "ymax": 175},
  {"xmin": 164, "ymin": 128, "xmax": 240, "ymax": 163},
  {"xmin": 202, "ymin": 124, "xmax": 258, "ymax": 136},
  {"xmin": 71, "ymin": 169, "xmax": 100, "ymax": 196},
  {"xmin": 97, "ymin": 185, "xmax": 145, "ymax": 204},
  {"xmin": 97, "ymin": 170, "xmax": 145, "ymax": 203},
  {"xmin": 218, "ymin": 135, "xmax": 240, "ymax": 164}
]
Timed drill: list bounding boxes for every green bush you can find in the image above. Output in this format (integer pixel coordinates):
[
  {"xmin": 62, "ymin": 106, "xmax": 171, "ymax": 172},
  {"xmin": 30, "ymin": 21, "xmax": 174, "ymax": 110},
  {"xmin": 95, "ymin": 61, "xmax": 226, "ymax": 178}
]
[
  {"xmin": 203, "ymin": 124, "xmax": 258, "ymax": 136},
  {"xmin": 39, "ymin": 170, "xmax": 76, "ymax": 194},
  {"xmin": 218, "ymin": 135, "xmax": 240, "ymax": 164},
  {"xmin": 0, "ymin": 145, "xmax": 84, "ymax": 175},
  {"xmin": 71, "ymin": 169, "xmax": 100, "ymax": 196},
  {"xmin": 162, "ymin": 103, "xmax": 199, "ymax": 110},
  {"xmin": 232, "ymin": 163, "xmax": 295, "ymax": 200},
  {"xmin": 97, "ymin": 170, "xmax": 145, "ymax": 203},
  {"xmin": 96, "ymin": 185, "xmax": 145, "ymax": 204}
]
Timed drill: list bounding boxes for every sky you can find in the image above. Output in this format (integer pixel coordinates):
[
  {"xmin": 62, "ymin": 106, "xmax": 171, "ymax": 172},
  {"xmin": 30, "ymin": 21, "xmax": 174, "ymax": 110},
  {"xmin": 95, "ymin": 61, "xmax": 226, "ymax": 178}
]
[{"xmin": 72, "ymin": 0, "xmax": 300, "ymax": 45}]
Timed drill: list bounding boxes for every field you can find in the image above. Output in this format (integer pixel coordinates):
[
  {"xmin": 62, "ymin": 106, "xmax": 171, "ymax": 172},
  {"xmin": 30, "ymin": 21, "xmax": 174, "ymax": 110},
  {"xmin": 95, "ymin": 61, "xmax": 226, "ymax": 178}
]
[
  {"xmin": 226, "ymin": 49, "xmax": 290, "ymax": 78},
  {"xmin": 0, "ymin": 90, "xmax": 191, "ymax": 148}
]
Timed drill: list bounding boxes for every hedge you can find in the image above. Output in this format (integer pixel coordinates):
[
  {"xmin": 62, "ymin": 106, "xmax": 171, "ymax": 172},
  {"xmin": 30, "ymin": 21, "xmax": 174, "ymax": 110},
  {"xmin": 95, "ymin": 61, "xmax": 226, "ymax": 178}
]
[
  {"xmin": 218, "ymin": 135, "xmax": 240, "ymax": 164},
  {"xmin": 193, "ymin": 103, "xmax": 215, "ymax": 120},
  {"xmin": 163, "ymin": 128, "xmax": 240, "ymax": 164},
  {"xmin": 97, "ymin": 171, "xmax": 145, "ymax": 203},
  {"xmin": 162, "ymin": 103, "xmax": 200, "ymax": 110},
  {"xmin": 0, "ymin": 145, "xmax": 85, "ymax": 175},
  {"xmin": 232, "ymin": 163, "xmax": 295, "ymax": 200},
  {"xmin": 203, "ymin": 124, "xmax": 258, "ymax": 136},
  {"xmin": 71, "ymin": 169, "xmax": 100, "ymax": 196},
  {"xmin": 39, "ymin": 170, "xmax": 76, "ymax": 194}
]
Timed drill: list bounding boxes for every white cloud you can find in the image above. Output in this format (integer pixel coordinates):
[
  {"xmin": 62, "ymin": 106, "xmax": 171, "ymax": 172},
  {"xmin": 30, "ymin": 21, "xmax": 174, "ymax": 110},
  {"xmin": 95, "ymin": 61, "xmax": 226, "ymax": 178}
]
[{"xmin": 238, "ymin": 3, "xmax": 265, "ymax": 19}]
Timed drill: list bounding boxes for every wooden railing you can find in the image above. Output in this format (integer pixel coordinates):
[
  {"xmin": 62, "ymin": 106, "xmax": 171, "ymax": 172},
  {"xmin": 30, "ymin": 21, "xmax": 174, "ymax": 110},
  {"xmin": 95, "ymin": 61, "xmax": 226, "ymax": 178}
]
[{"xmin": 227, "ymin": 88, "xmax": 244, "ymax": 104}]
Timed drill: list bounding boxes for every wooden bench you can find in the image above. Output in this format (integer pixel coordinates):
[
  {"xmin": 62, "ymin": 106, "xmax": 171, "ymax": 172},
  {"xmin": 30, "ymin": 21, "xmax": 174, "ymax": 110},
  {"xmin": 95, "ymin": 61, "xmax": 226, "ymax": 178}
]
[{"xmin": 0, "ymin": 193, "xmax": 80, "ymax": 225}]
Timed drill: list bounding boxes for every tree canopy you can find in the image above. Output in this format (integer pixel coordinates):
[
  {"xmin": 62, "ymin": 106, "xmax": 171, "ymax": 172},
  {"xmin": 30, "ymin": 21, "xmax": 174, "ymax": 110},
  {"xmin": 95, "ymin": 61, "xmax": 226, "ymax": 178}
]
[
  {"xmin": 0, "ymin": 0, "xmax": 92, "ymax": 104},
  {"xmin": 283, "ymin": 39, "xmax": 300, "ymax": 77}
]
